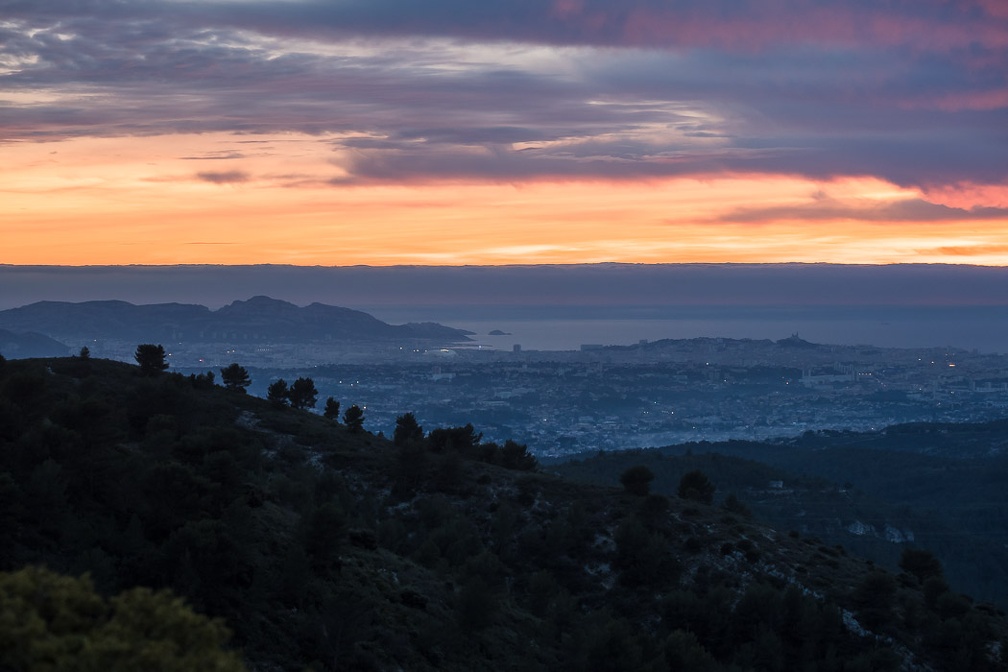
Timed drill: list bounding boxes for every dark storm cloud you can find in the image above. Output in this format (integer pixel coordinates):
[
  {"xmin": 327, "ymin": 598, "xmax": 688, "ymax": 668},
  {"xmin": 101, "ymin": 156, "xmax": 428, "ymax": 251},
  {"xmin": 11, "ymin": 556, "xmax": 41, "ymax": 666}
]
[{"xmin": 1, "ymin": 0, "xmax": 1005, "ymax": 189}]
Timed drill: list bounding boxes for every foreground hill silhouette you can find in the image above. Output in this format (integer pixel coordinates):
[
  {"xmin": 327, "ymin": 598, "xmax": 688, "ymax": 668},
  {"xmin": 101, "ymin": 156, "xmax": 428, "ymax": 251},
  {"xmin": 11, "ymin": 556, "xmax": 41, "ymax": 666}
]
[{"xmin": 1, "ymin": 355, "xmax": 1006, "ymax": 670}]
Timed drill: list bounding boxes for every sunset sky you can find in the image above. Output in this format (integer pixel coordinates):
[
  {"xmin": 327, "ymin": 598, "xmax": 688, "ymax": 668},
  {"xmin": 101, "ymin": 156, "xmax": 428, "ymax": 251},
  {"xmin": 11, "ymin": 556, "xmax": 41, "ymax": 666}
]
[{"xmin": 2, "ymin": 0, "xmax": 1007, "ymax": 266}]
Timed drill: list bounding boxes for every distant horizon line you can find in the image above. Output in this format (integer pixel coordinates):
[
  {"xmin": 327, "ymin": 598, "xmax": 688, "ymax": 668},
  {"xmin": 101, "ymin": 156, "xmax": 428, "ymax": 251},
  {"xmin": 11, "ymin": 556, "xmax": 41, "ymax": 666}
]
[
  {"xmin": 3, "ymin": 263, "xmax": 1007, "ymax": 314},
  {"xmin": 3, "ymin": 261, "xmax": 1008, "ymax": 269}
]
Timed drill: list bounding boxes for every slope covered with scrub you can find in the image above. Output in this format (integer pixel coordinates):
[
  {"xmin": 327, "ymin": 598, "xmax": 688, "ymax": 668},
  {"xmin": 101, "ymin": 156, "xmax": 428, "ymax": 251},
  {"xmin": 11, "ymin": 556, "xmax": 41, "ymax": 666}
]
[{"xmin": 0, "ymin": 355, "xmax": 1005, "ymax": 671}]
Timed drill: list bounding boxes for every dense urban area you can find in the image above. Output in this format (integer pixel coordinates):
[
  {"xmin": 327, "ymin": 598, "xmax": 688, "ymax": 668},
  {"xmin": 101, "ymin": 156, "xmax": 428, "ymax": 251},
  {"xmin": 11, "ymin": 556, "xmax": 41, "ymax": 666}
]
[
  {"xmin": 174, "ymin": 335, "xmax": 1008, "ymax": 456},
  {"xmin": 4, "ymin": 297, "xmax": 1007, "ymax": 456}
]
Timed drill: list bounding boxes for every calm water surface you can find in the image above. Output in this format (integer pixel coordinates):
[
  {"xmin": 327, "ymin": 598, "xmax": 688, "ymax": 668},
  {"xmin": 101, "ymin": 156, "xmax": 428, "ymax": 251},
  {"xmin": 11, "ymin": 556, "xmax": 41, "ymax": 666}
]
[{"xmin": 366, "ymin": 305, "xmax": 1008, "ymax": 353}]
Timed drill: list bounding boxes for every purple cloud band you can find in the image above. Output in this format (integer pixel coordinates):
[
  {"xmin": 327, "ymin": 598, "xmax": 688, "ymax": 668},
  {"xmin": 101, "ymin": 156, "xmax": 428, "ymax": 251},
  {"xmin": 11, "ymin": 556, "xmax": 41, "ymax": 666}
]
[{"xmin": 1, "ymin": 0, "xmax": 1005, "ymax": 192}]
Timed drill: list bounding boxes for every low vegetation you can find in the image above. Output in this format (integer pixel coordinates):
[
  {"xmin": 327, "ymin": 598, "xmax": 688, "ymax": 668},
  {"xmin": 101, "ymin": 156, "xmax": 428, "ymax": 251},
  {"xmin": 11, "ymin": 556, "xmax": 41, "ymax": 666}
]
[{"xmin": 0, "ymin": 354, "xmax": 1006, "ymax": 670}]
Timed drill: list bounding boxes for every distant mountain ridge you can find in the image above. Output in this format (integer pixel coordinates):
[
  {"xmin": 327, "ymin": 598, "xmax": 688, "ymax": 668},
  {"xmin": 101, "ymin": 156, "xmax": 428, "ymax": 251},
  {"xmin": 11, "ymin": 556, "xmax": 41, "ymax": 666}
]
[
  {"xmin": 0, "ymin": 328, "xmax": 69, "ymax": 358},
  {"xmin": 0, "ymin": 296, "xmax": 472, "ymax": 344}
]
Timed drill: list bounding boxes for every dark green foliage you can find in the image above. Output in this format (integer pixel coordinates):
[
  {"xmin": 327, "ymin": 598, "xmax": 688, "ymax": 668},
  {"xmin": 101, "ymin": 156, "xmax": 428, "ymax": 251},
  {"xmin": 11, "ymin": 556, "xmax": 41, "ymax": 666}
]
[
  {"xmin": 554, "ymin": 439, "xmax": 1008, "ymax": 611},
  {"xmin": 432, "ymin": 449, "xmax": 463, "ymax": 492},
  {"xmin": 664, "ymin": 630, "xmax": 719, "ymax": 672},
  {"xmin": 287, "ymin": 377, "xmax": 317, "ymax": 410},
  {"xmin": 266, "ymin": 378, "xmax": 289, "ymax": 407},
  {"xmin": 900, "ymin": 547, "xmax": 944, "ymax": 585},
  {"xmin": 302, "ymin": 503, "xmax": 346, "ymax": 572},
  {"xmin": 852, "ymin": 571, "xmax": 898, "ymax": 631},
  {"xmin": 78, "ymin": 346, "xmax": 90, "ymax": 359},
  {"xmin": 424, "ymin": 424, "xmax": 536, "ymax": 472},
  {"xmin": 722, "ymin": 493, "xmax": 750, "ymax": 517},
  {"xmin": 678, "ymin": 469, "xmax": 715, "ymax": 504},
  {"xmin": 639, "ymin": 494, "xmax": 670, "ymax": 529},
  {"xmin": 219, "ymin": 363, "xmax": 250, "ymax": 393},
  {"xmin": 0, "ymin": 356, "xmax": 1004, "ymax": 672},
  {"xmin": 390, "ymin": 413, "xmax": 427, "ymax": 496},
  {"xmin": 323, "ymin": 397, "xmax": 340, "ymax": 421},
  {"xmin": 456, "ymin": 576, "xmax": 496, "ymax": 631},
  {"xmin": 394, "ymin": 412, "xmax": 423, "ymax": 447},
  {"xmin": 922, "ymin": 575, "xmax": 951, "ymax": 609},
  {"xmin": 189, "ymin": 371, "xmax": 216, "ymax": 390},
  {"xmin": 935, "ymin": 591, "xmax": 972, "ymax": 619},
  {"xmin": 427, "ymin": 423, "xmax": 481, "ymax": 453},
  {"xmin": 392, "ymin": 437, "xmax": 428, "ymax": 499},
  {"xmin": 619, "ymin": 465, "xmax": 654, "ymax": 496},
  {"xmin": 582, "ymin": 616, "xmax": 650, "ymax": 671},
  {"xmin": 495, "ymin": 439, "xmax": 538, "ymax": 471},
  {"xmin": 134, "ymin": 344, "xmax": 168, "ymax": 375},
  {"xmin": 615, "ymin": 517, "xmax": 679, "ymax": 588},
  {"xmin": 0, "ymin": 565, "xmax": 246, "ymax": 671},
  {"xmin": 343, "ymin": 404, "xmax": 364, "ymax": 432},
  {"xmin": 2, "ymin": 367, "xmax": 48, "ymax": 414}
]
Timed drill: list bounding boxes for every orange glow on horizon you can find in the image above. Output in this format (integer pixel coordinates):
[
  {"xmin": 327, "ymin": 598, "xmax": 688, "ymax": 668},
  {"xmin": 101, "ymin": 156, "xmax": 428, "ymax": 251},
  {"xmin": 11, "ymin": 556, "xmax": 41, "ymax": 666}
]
[{"xmin": 3, "ymin": 133, "xmax": 1008, "ymax": 267}]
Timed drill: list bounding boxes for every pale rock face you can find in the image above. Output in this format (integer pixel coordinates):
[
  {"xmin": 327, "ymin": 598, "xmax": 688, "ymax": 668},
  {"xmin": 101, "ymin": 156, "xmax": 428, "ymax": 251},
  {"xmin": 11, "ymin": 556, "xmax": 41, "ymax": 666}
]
[
  {"xmin": 847, "ymin": 520, "xmax": 877, "ymax": 536},
  {"xmin": 847, "ymin": 520, "xmax": 914, "ymax": 544},
  {"xmin": 884, "ymin": 525, "xmax": 915, "ymax": 543}
]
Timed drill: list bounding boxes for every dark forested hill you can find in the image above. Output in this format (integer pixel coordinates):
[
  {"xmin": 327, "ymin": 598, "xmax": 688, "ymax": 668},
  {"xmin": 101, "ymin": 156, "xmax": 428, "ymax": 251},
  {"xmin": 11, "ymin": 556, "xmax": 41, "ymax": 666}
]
[
  {"xmin": 0, "ymin": 355, "xmax": 1006, "ymax": 671},
  {"xmin": 0, "ymin": 296, "xmax": 472, "ymax": 345},
  {"xmin": 556, "ymin": 423, "xmax": 1008, "ymax": 611}
]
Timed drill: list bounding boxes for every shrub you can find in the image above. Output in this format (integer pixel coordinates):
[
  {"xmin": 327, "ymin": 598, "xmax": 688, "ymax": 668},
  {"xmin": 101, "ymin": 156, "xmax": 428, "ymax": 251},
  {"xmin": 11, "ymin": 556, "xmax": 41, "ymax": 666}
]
[
  {"xmin": 619, "ymin": 465, "xmax": 654, "ymax": 497},
  {"xmin": 677, "ymin": 470, "xmax": 715, "ymax": 504}
]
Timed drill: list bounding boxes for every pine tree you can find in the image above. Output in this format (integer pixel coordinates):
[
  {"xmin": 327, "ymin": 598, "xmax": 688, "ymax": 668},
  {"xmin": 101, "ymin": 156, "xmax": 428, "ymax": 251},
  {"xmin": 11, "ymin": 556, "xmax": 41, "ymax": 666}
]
[
  {"xmin": 134, "ymin": 344, "xmax": 168, "ymax": 375},
  {"xmin": 343, "ymin": 404, "xmax": 364, "ymax": 432},
  {"xmin": 287, "ymin": 377, "xmax": 318, "ymax": 410},
  {"xmin": 220, "ymin": 363, "xmax": 251, "ymax": 393},
  {"xmin": 323, "ymin": 397, "xmax": 341, "ymax": 421}
]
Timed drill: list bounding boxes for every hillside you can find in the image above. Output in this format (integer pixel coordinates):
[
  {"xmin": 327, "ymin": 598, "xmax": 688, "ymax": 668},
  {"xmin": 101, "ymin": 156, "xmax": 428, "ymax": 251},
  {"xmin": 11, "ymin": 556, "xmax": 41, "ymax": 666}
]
[
  {"xmin": 556, "ymin": 442, "xmax": 1008, "ymax": 611},
  {"xmin": 1, "ymin": 355, "xmax": 1006, "ymax": 670},
  {"xmin": 661, "ymin": 422, "xmax": 1008, "ymax": 609}
]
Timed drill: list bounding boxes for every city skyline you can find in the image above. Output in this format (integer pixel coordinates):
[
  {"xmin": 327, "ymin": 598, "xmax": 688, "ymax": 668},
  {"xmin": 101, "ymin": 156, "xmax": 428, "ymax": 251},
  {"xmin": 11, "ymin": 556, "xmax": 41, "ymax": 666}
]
[{"xmin": 2, "ymin": 1, "xmax": 1007, "ymax": 266}]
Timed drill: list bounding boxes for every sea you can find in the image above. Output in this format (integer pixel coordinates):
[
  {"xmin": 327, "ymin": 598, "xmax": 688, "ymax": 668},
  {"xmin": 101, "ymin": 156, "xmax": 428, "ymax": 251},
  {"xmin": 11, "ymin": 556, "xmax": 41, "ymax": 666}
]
[{"xmin": 363, "ymin": 304, "xmax": 1008, "ymax": 354}]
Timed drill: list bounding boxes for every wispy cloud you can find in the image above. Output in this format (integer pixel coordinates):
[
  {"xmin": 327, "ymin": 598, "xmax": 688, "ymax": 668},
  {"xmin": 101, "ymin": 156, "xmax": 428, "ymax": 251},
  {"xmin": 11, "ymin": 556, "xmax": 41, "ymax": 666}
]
[
  {"xmin": 923, "ymin": 244, "xmax": 1008, "ymax": 258},
  {"xmin": 181, "ymin": 151, "xmax": 246, "ymax": 161},
  {"xmin": 196, "ymin": 170, "xmax": 250, "ymax": 184},
  {"xmin": 716, "ymin": 196, "xmax": 1008, "ymax": 224},
  {"xmin": 1, "ymin": 0, "xmax": 1004, "ymax": 195},
  {"xmin": 1, "ymin": 0, "xmax": 1006, "ymax": 266}
]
